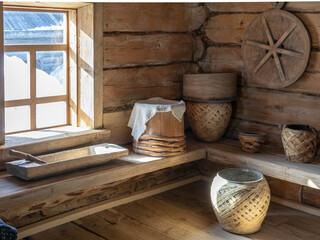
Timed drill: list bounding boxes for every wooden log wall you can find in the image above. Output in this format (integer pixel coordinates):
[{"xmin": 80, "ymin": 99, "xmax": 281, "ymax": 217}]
[
  {"xmin": 197, "ymin": 2, "xmax": 320, "ymax": 210},
  {"xmin": 0, "ymin": 162, "xmax": 200, "ymax": 228},
  {"xmin": 102, "ymin": 3, "xmax": 207, "ymax": 144}
]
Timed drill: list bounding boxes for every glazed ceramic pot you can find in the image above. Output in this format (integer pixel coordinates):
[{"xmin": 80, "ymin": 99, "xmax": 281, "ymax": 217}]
[{"xmin": 210, "ymin": 168, "xmax": 270, "ymax": 234}]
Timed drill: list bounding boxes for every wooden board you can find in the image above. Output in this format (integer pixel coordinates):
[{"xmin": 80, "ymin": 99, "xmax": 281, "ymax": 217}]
[
  {"xmin": 242, "ymin": 9, "xmax": 311, "ymax": 89},
  {"xmin": 103, "ymin": 34, "xmax": 195, "ymax": 68},
  {"xmin": 103, "ymin": 3, "xmax": 207, "ymax": 32},
  {"xmin": 6, "ymin": 143, "xmax": 129, "ymax": 180},
  {"xmin": 206, "ymin": 140, "xmax": 320, "ymax": 189}
]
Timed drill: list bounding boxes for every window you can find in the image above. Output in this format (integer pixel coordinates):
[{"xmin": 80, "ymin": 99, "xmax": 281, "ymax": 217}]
[{"xmin": 3, "ymin": 9, "xmax": 69, "ymax": 133}]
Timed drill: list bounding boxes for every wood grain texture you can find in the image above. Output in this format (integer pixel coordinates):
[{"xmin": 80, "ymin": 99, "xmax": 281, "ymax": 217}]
[
  {"xmin": 103, "ymin": 34, "xmax": 196, "ymax": 68},
  {"xmin": 235, "ymin": 87, "xmax": 320, "ymax": 130},
  {"xmin": 205, "ymin": 14, "xmax": 257, "ymax": 45},
  {"xmin": 296, "ymin": 13, "xmax": 320, "ymax": 48},
  {"xmin": 0, "ymin": 3, "xmax": 4, "ymax": 145},
  {"xmin": 103, "ymin": 3, "xmax": 208, "ymax": 32},
  {"xmin": 30, "ymin": 181, "xmax": 320, "ymax": 240},
  {"xmin": 103, "ymin": 64, "xmax": 198, "ymax": 108},
  {"xmin": 199, "ymin": 46, "xmax": 243, "ymax": 73},
  {"xmin": 2, "ymin": 163, "xmax": 198, "ymax": 229},
  {"xmin": 206, "ymin": 2, "xmax": 274, "ymax": 13},
  {"xmin": 301, "ymin": 185, "xmax": 320, "ymax": 208},
  {"xmin": 285, "ymin": 2, "xmax": 320, "ymax": 12}
]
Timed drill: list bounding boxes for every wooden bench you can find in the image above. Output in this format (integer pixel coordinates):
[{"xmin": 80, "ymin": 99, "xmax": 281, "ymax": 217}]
[{"xmin": 1, "ymin": 134, "xmax": 320, "ymax": 238}]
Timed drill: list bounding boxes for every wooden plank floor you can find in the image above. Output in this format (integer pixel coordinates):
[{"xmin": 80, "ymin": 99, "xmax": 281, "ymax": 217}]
[{"xmin": 29, "ymin": 181, "xmax": 320, "ymax": 240}]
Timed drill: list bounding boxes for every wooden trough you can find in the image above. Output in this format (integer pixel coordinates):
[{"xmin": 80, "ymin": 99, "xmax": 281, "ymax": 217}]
[{"xmin": 5, "ymin": 143, "xmax": 129, "ymax": 180}]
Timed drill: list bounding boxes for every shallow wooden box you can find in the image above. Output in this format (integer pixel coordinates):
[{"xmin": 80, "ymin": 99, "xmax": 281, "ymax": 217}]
[{"xmin": 5, "ymin": 143, "xmax": 129, "ymax": 180}]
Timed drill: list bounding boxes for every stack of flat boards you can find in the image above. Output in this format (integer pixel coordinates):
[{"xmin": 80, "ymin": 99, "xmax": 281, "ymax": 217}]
[{"xmin": 133, "ymin": 134, "xmax": 186, "ymax": 157}]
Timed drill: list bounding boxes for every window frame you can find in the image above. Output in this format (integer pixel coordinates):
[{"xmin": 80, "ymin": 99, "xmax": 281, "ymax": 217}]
[{"xmin": 3, "ymin": 7, "xmax": 70, "ymax": 134}]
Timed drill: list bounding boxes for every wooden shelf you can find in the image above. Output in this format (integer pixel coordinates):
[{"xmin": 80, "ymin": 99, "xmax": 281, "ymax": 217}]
[{"xmin": 206, "ymin": 139, "xmax": 320, "ymax": 190}]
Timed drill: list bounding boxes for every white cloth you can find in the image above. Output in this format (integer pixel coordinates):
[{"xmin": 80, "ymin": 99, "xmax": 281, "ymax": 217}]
[{"xmin": 128, "ymin": 97, "xmax": 186, "ymax": 141}]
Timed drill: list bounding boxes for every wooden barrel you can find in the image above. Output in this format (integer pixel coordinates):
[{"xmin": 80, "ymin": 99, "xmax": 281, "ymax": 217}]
[
  {"xmin": 134, "ymin": 111, "xmax": 186, "ymax": 157},
  {"xmin": 145, "ymin": 111, "xmax": 184, "ymax": 138},
  {"xmin": 183, "ymin": 73, "xmax": 237, "ymax": 102}
]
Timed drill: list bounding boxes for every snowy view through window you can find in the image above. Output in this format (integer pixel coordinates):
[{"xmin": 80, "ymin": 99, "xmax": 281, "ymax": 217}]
[{"xmin": 4, "ymin": 11, "xmax": 67, "ymax": 133}]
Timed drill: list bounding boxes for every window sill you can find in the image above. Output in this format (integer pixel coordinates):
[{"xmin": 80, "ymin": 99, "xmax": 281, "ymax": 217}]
[{"xmin": 0, "ymin": 126, "xmax": 111, "ymax": 170}]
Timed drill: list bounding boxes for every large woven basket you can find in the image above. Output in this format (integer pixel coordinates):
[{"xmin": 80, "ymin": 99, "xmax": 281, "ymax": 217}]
[
  {"xmin": 210, "ymin": 168, "xmax": 270, "ymax": 235},
  {"xmin": 281, "ymin": 124, "xmax": 318, "ymax": 163},
  {"xmin": 186, "ymin": 101, "xmax": 232, "ymax": 142}
]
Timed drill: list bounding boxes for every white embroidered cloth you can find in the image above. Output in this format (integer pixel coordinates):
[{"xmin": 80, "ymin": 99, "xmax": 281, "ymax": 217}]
[{"xmin": 128, "ymin": 97, "xmax": 186, "ymax": 141}]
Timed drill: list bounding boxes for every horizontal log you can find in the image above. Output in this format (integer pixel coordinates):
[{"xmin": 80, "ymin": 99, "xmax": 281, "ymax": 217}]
[
  {"xmin": 296, "ymin": 13, "xmax": 320, "ymax": 48},
  {"xmin": 204, "ymin": 14, "xmax": 257, "ymax": 45},
  {"xmin": 103, "ymin": 63, "xmax": 198, "ymax": 108},
  {"xmin": 199, "ymin": 46, "xmax": 243, "ymax": 73},
  {"xmin": 104, "ymin": 85, "xmax": 182, "ymax": 108},
  {"xmin": 206, "ymin": 3, "xmax": 274, "ymax": 13},
  {"xmin": 285, "ymin": 2, "xmax": 320, "ymax": 12},
  {"xmin": 103, "ymin": 110, "xmax": 132, "ymax": 144},
  {"xmin": 103, "ymin": 34, "xmax": 197, "ymax": 68},
  {"xmin": 103, "ymin": 63, "xmax": 198, "ymax": 87},
  {"xmin": 235, "ymin": 87, "xmax": 320, "ymax": 130},
  {"xmin": 302, "ymin": 185, "xmax": 320, "ymax": 208},
  {"xmin": 103, "ymin": 3, "xmax": 207, "ymax": 32},
  {"xmin": 225, "ymin": 118, "xmax": 282, "ymax": 146}
]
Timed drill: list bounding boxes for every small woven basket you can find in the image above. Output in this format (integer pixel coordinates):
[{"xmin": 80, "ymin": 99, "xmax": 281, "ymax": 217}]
[
  {"xmin": 281, "ymin": 124, "xmax": 318, "ymax": 163},
  {"xmin": 186, "ymin": 101, "xmax": 232, "ymax": 142},
  {"xmin": 210, "ymin": 168, "xmax": 270, "ymax": 235}
]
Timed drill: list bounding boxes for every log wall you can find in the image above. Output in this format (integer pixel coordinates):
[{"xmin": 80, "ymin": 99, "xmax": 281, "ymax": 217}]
[
  {"xmin": 102, "ymin": 3, "xmax": 206, "ymax": 144},
  {"xmin": 198, "ymin": 2, "xmax": 320, "ymax": 210}
]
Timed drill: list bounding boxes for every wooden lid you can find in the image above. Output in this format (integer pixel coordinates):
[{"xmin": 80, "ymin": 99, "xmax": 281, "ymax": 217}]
[{"xmin": 183, "ymin": 73, "xmax": 237, "ymax": 103}]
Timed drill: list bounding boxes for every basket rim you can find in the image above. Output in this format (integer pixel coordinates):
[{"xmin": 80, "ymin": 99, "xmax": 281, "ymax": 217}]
[{"xmin": 217, "ymin": 168, "xmax": 264, "ymax": 183}]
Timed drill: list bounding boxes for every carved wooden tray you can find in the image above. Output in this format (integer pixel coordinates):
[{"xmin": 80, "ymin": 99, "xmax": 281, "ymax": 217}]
[{"xmin": 242, "ymin": 9, "xmax": 311, "ymax": 88}]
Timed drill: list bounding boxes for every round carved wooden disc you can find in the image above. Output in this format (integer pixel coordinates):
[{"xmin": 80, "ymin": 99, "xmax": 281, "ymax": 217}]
[{"xmin": 242, "ymin": 9, "xmax": 311, "ymax": 88}]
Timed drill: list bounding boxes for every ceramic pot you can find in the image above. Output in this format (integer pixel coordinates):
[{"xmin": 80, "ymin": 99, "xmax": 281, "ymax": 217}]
[{"xmin": 210, "ymin": 168, "xmax": 270, "ymax": 234}]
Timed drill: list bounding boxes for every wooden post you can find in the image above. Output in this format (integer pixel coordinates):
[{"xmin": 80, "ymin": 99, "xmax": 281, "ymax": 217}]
[
  {"xmin": 77, "ymin": 3, "xmax": 103, "ymax": 129},
  {"xmin": 0, "ymin": 2, "xmax": 5, "ymax": 145}
]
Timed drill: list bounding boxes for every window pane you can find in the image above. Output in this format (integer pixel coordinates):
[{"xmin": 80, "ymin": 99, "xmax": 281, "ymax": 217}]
[
  {"xmin": 4, "ymin": 11, "xmax": 66, "ymax": 45},
  {"xmin": 5, "ymin": 106, "xmax": 30, "ymax": 133},
  {"xmin": 36, "ymin": 51, "xmax": 67, "ymax": 97},
  {"xmin": 4, "ymin": 52, "xmax": 30, "ymax": 101},
  {"xmin": 36, "ymin": 102, "xmax": 66, "ymax": 128}
]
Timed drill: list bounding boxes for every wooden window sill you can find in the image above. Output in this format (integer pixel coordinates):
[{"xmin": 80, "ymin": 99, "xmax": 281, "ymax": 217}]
[{"xmin": 0, "ymin": 126, "xmax": 111, "ymax": 170}]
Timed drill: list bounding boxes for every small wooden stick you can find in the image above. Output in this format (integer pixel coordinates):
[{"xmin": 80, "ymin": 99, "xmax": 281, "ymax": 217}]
[{"xmin": 9, "ymin": 149, "xmax": 47, "ymax": 164}]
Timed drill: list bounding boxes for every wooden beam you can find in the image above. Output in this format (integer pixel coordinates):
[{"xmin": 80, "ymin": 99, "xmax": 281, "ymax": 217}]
[
  {"xmin": 17, "ymin": 175, "xmax": 201, "ymax": 239},
  {"xmin": 93, "ymin": 3, "xmax": 103, "ymax": 129},
  {"xmin": 0, "ymin": 2, "xmax": 4, "ymax": 145},
  {"xmin": 206, "ymin": 141, "xmax": 320, "ymax": 189}
]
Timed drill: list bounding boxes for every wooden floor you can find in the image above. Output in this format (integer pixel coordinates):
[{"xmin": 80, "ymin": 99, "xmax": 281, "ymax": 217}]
[{"xmin": 29, "ymin": 181, "xmax": 320, "ymax": 240}]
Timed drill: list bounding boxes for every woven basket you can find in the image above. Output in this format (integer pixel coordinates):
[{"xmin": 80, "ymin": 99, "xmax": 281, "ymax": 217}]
[
  {"xmin": 210, "ymin": 168, "xmax": 270, "ymax": 235},
  {"xmin": 281, "ymin": 124, "xmax": 318, "ymax": 163},
  {"xmin": 186, "ymin": 101, "xmax": 232, "ymax": 142}
]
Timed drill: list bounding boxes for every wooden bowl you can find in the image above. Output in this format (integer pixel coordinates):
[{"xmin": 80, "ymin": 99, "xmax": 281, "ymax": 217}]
[{"xmin": 239, "ymin": 132, "xmax": 266, "ymax": 153}]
